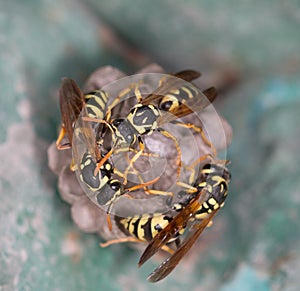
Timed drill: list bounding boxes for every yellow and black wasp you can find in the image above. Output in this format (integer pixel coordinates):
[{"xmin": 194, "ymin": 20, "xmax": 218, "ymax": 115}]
[
  {"xmin": 101, "ymin": 161, "xmax": 231, "ymax": 282},
  {"xmin": 56, "ymin": 78, "xmax": 158, "ymax": 228},
  {"xmin": 85, "ymin": 70, "xmax": 218, "ymax": 183},
  {"xmin": 56, "ymin": 77, "xmax": 109, "ymax": 150}
]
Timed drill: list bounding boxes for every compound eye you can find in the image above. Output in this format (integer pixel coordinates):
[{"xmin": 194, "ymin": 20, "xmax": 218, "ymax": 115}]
[
  {"xmin": 160, "ymin": 100, "xmax": 172, "ymax": 111},
  {"xmin": 202, "ymin": 164, "xmax": 211, "ymax": 170},
  {"xmin": 110, "ymin": 181, "xmax": 121, "ymax": 191},
  {"xmin": 112, "ymin": 119, "xmax": 123, "ymax": 127}
]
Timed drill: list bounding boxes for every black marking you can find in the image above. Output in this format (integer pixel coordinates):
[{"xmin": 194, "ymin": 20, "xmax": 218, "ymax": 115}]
[
  {"xmin": 131, "ymin": 105, "xmax": 158, "ymax": 129},
  {"xmin": 80, "ymin": 153, "xmax": 100, "ymax": 190},
  {"xmin": 154, "ymin": 224, "xmax": 163, "ymax": 232},
  {"xmin": 95, "ymin": 180, "xmax": 121, "ymax": 205},
  {"xmin": 141, "ymin": 215, "xmax": 154, "ymax": 241},
  {"xmin": 113, "ymin": 119, "xmax": 136, "ymax": 144},
  {"xmin": 132, "ymin": 216, "xmax": 141, "ymax": 238},
  {"xmin": 86, "ymin": 90, "xmax": 106, "ymax": 105},
  {"xmin": 115, "ymin": 216, "xmax": 129, "ymax": 236}
]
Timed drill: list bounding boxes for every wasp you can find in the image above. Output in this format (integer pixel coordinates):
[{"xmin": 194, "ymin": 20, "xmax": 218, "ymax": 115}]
[
  {"xmin": 101, "ymin": 161, "xmax": 231, "ymax": 281},
  {"xmin": 56, "ymin": 78, "xmax": 159, "ymax": 228},
  {"xmin": 56, "ymin": 77, "xmax": 110, "ymax": 150},
  {"xmin": 85, "ymin": 70, "xmax": 218, "ymax": 183}
]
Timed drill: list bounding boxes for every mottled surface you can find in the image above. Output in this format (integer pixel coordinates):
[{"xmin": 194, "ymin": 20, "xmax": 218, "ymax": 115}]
[{"xmin": 1, "ymin": 1, "xmax": 300, "ymax": 290}]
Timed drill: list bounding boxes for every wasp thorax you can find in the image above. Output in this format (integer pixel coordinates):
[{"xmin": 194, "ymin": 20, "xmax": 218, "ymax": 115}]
[
  {"xmin": 112, "ymin": 118, "xmax": 136, "ymax": 145},
  {"xmin": 127, "ymin": 104, "xmax": 160, "ymax": 135}
]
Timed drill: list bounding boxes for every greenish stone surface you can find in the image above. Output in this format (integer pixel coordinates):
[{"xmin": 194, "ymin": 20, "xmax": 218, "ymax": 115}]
[{"xmin": 1, "ymin": 1, "xmax": 300, "ymax": 290}]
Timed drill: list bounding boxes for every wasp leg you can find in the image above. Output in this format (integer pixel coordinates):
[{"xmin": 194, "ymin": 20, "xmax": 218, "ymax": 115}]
[
  {"xmin": 144, "ymin": 189, "xmax": 174, "ymax": 197},
  {"xmin": 113, "ymin": 147, "xmax": 159, "ymax": 158},
  {"xmin": 56, "ymin": 126, "xmax": 71, "ymax": 150},
  {"xmin": 176, "ymin": 181, "xmax": 197, "ymax": 193},
  {"xmin": 123, "ymin": 154, "xmax": 173, "ymax": 197},
  {"xmin": 93, "ymin": 147, "xmax": 114, "ymax": 176},
  {"xmin": 157, "ymin": 128, "xmax": 182, "ymax": 179},
  {"xmin": 171, "ymin": 121, "xmax": 217, "ymax": 158},
  {"xmin": 184, "ymin": 153, "xmax": 213, "ymax": 184},
  {"xmin": 100, "ymin": 237, "xmax": 142, "ymax": 247},
  {"xmin": 133, "ymin": 82, "xmax": 143, "ymax": 102},
  {"xmin": 122, "ymin": 137, "xmax": 145, "ymax": 185},
  {"xmin": 124, "ymin": 152, "xmax": 148, "ymax": 190},
  {"xmin": 124, "ymin": 176, "xmax": 160, "ymax": 193},
  {"xmin": 106, "ymin": 213, "xmax": 113, "ymax": 232}
]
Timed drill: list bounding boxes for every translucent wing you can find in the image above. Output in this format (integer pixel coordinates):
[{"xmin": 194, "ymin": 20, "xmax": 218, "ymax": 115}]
[
  {"xmin": 140, "ymin": 70, "xmax": 201, "ymax": 106},
  {"xmin": 64, "ymin": 79, "xmax": 101, "ymax": 165},
  {"xmin": 156, "ymin": 86, "xmax": 217, "ymax": 126},
  {"xmin": 147, "ymin": 210, "xmax": 217, "ymax": 282},
  {"xmin": 58, "ymin": 78, "xmax": 85, "ymax": 147},
  {"xmin": 72, "ymin": 104, "xmax": 101, "ymax": 165},
  {"xmin": 138, "ymin": 189, "xmax": 209, "ymax": 266}
]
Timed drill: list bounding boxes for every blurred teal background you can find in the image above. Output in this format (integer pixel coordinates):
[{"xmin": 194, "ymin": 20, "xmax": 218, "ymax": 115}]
[{"xmin": 1, "ymin": 1, "xmax": 300, "ymax": 290}]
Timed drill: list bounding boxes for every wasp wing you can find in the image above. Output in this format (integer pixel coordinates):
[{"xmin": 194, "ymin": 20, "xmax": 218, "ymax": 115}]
[
  {"xmin": 173, "ymin": 70, "xmax": 201, "ymax": 82},
  {"xmin": 156, "ymin": 86, "xmax": 217, "ymax": 126},
  {"xmin": 138, "ymin": 189, "xmax": 208, "ymax": 267},
  {"xmin": 58, "ymin": 78, "xmax": 85, "ymax": 147},
  {"xmin": 72, "ymin": 104, "xmax": 101, "ymax": 165},
  {"xmin": 140, "ymin": 70, "xmax": 201, "ymax": 106},
  {"xmin": 147, "ymin": 210, "xmax": 217, "ymax": 282}
]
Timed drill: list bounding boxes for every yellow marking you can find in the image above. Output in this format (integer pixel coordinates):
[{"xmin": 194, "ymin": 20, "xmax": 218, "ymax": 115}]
[
  {"xmin": 198, "ymin": 181, "xmax": 206, "ymax": 188},
  {"xmin": 87, "ymin": 105, "xmax": 105, "ymax": 119},
  {"xmin": 220, "ymin": 202, "xmax": 225, "ymax": 208},
  {"xmin": 212, "ymin": 176, "xmax": 223, "ymax": 185},
  {"xmin": 134, "ymin": 85, "xmax": 143, "ymax": 102},
  {"xmin": 203, "ymin": 202, "xmax": 209, "ymax": 209},
  {"xmin": 152, "ymin": 121, "xmax": 158, "ymax": 129},
  {"xmin": 100, "ymin": 175, "xmax": 109, "ymax": 186},
  {"xmin": 100, "ymin": 91, "xmax": 108, "ymax": 101},
  {"xmin": 208, "ymin": 198, "xmax": 217, "ymax": 205},
  {"xmin": 94, "ymin": 96, "xmax": 106, "ymax": 111},
  {"xmin": 118, "ymin": 86, "xmax": 132, "ymax": 98},
  {"xmin": 195, "ymin": 212, "xmax": 208, "ymax": 220},
  {"xmin": 213, "ymin": 204, "xmax": 220, "ymax": 210},
  {"xmin": 142, "ymin": 116, "xmax": 148, "ymax": 124},
  {"xmin": 136, "ymin": 214, "xmax": 150, "ymax": 241},
  {"xmin": 181, "ymin": 86, "xmax": 194, "ymax": 99},
  {"xmin": 201, "ymin": 169, "xmax": 211, "ymax": 175},
  {"xmin": 220, "ymin": 183, "xmax": 224, "ymax": 194},
  {"xmin": 169, "ymin": 88, "xmax": 180, "ymax": 95},
  {"xmin": 104, "ymin": 163, "xmax": 112, "ymax": 171},
  {"xmin": 135, "ymin": 109, "xmax": 144, "ymax": 117},
  {"xmin": 208, "ymin": 209, "xmax": 212, "ymax": 213},
  {"xmin": 150, "ymin": 215, "xmax": 165, "ymax": 238}
]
